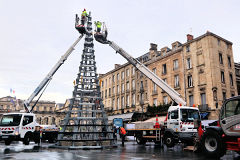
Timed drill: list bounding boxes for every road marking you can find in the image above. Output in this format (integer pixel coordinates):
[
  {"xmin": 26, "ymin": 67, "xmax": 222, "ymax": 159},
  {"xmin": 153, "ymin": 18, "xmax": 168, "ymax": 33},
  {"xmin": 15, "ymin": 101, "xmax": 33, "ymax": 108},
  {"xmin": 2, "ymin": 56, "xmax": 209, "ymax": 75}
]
[{"xmin": 76, "ymin": 155, "xmax": 88, "ymax": 159}]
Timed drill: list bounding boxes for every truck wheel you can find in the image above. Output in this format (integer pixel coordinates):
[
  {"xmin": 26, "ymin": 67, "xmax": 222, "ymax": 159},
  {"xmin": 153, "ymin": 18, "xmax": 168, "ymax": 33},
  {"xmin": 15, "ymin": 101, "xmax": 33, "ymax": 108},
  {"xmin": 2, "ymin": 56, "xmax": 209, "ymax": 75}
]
[
  {"xmin": 164, "ymin": 134, "xmax": 175, "ymax": 148},
  {"xmin": 202, "ymin": 130, "xmax": 226, "ymax": 158},
  {"xmin": 23, "ymin": 133, "xmax": 31, "ymax": 145},
  {"xmin": 5, "ymin": 140, "xmax": 11, "ymax": 145},
  {"xmin": 136, "ymin": 136, "xmax": 146, "ymax": 145}
]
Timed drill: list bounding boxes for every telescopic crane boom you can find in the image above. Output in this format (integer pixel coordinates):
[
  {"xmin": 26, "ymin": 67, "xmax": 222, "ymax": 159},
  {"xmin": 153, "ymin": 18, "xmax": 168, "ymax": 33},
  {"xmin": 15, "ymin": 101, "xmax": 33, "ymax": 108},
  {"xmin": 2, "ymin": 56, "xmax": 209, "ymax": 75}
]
[
  {"xmin": 94, "ymin": 28, "xmax": 186, "ymax": 106},
  {"xmin": 24, "ymin": 34, "xmax": 84, "ymax": 113}
]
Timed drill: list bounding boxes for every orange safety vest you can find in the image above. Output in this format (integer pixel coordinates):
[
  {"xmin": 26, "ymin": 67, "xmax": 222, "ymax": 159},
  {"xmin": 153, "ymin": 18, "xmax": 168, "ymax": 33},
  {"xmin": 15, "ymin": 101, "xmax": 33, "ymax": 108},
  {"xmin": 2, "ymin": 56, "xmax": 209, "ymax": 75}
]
[{"xmin": 120, "ymin": 127, "xmax": 126, "ymax": 135}]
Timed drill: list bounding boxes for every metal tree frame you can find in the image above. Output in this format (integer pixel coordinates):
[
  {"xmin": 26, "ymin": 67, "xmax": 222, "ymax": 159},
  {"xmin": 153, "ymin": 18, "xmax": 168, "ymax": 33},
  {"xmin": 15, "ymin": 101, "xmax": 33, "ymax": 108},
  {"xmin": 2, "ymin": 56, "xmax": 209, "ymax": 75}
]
[{"xmin": 56, "ymin": 12, "xmax": 116, "ymax": 149}]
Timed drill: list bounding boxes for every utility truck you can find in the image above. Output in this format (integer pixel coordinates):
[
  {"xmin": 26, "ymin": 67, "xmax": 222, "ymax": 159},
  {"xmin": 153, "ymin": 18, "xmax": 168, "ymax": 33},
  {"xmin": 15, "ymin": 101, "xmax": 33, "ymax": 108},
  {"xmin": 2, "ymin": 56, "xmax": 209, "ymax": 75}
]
[
  {"xmin": 194, "ymin": 96, "xmax": 240, "ymax": 158},
  {"xmin": 94, "ymin": 25, "xmax": 201, "ymax": 147},
  {"xmin": 0, "ymin": 33, "xmax": 85, "ymax": 145}
]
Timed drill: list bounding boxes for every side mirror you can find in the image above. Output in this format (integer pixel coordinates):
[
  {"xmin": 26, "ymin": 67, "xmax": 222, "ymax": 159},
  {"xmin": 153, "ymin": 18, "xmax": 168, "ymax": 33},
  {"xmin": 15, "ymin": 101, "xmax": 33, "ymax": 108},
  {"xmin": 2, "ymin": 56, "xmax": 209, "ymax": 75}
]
[{"xmin": 193, "ymin": 119, "xmax": 200, "ymax": 129}]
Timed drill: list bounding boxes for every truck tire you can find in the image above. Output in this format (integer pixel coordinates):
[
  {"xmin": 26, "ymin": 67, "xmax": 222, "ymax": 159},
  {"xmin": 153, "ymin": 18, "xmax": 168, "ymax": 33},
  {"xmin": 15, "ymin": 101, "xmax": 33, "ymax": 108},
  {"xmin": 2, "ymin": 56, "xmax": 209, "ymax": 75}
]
[
  {"xmin": 4, "ymin": 140, "xmax": 11, "ymax": 145},
  {"xmin": 23, "ymin": 133, "xmax": 32, "ymax": 145},
  {"xmin": 202, "ymin": 130, "xmax": 226, "ymax": 158},
  {"xmin": 136, "ymin": 136, "xmax": 146, "ymax": 145},
  {"xmin": 164, "ymin": 134, "xmax": 175, "ymax": 148}
]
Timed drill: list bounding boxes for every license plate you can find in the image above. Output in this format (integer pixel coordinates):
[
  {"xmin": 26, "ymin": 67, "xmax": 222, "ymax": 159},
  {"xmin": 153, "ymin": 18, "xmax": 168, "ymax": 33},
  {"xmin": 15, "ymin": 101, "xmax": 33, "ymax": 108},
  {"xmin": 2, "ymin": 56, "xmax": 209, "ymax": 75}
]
[{"xmin": 2, "ymin": 136, "xmax": 8, "ymax": 139}]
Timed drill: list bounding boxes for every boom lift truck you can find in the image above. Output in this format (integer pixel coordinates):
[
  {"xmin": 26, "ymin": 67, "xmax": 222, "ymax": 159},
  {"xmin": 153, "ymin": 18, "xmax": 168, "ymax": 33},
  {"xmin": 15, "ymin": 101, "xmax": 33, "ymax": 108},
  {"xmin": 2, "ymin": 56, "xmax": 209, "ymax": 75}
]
[
  {"xmin": 194, "ymin": 96, "xmax": 240, "ymax": 158},
  {"xmin": 0, "ymin": 33, "xmax": 85, "ymax": 145},
  {"xmin": 94, "ymin": 25, "xmax": 201, "ymax": 147}
]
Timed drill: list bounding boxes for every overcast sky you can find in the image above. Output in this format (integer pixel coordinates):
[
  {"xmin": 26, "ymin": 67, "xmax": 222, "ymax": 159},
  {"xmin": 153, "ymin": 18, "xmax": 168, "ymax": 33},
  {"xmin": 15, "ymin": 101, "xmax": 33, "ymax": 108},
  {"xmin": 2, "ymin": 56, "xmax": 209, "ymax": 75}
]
[{"xmin": 0, "ymin": 0, "xmax": 240, "ymax": 103}]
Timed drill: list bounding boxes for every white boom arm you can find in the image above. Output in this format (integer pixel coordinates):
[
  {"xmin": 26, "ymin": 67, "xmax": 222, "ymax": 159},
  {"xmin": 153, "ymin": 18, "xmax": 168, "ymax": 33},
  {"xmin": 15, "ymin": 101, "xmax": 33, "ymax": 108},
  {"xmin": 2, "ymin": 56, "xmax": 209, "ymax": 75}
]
[
  {"xmin": 24, "ymin": 35, "xmax": 84, "ymax": 113},
  {"xmin": 108, "ymin": 41, "xmax": 186, "ymax": 105}
]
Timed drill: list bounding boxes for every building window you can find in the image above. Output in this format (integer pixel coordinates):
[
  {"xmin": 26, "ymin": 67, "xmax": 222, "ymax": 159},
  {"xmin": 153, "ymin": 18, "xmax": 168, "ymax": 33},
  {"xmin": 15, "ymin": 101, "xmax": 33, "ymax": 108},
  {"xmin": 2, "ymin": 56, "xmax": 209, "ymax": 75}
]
[
  {"xmin": 173, "ymin": 59, "xmax": 179, "ymax": 70},
  {"xmin": 121, "ymin": 71, "xmax": 125, "ymax": 80},
  {"xmin": 126, "ymin": 95, "xmax": 129, "ymax": 106},
  {"xmin": 231, "ymin": 93, "xmax": 235, "ymax": 97},
  {"xmin": 162, "ymin": 64, "xmax": 167, "ymax": 74},
  {"xmin": 201, "ymin": 93, "xmax": 206, "ymax": 105},
  {"xmin": 221, "ymin": 71, "xmax": 225, "ymax": 83},
  {"xmin": 112, "ymin": 75, "xmax": 115, "ymax": 82},
  {"xmin": 117, "ymin": 85, "xmax": 119, "ymax": 93},
  {"xmin": 109, "ymin": 88, "xmax": 111, "ymax": 96},
  {"xmin": 229, "ymin": 73, "xmax": 233, "ymax": 86},
  {"xmin": 219, "ymin": 53, "xmax": 223, "ymax": 64},
  {"xmin": 112, "ymin": 86, "xmax": 115, "ymax": 94},
  {"xmin": 117, "ymin": 73, "xmax": 119, "ymax": 81},
  {"xmin": 222, "ymin": 92, "xmax": 226, "ymax": 100},
  {"xmin": 174, "ymin": 75, "xmax": 179, "ymax": 88},
  {"xmin": 186, "ymin": 45, "xmax": 190, "ymax": 52},
  {"xmin": 132, "ymin": 67, "xmax": 135, "ymax": 75},
  {"xmin": 132, "ymin": 79, "xmax": 135, "ymax": 90},
  {"xmin": 105, "ymin": 79, "xmax": 107, "ymax": 87},
  {"xmin": 217, "ymin": 39, "xmax": 220, "ymax": 46},
  {"xmin": 121, "ymin": 96, "xmax": 125, "ymax": 109},
  {"xmin": 126, "ymin": 81, "xmax": 130, "ymax": 90},
  {"xmin": 109, "ymin": 77, "xmax": 111, "ymax": 85},
  {"xmin": 188, "ymin": 75, "xmax": 193, "ymax": 87},
  {"xmin": 105, "ymin": 90, "xmax": 107, "ymax": 98},
  {"xmin": 153, "ymin": 98, "xmax": 157, "ymax": 106},
  {"xmin": 189, "ymin": 95, "xmax": 194, "ymax": 106},
  {"xmin": 163, "ymin": 96, "xmax": 168, "ymax": 104},
  {"xmin": 132, "ymin": 93, "xmax": 135, "ymax": 105},
  {"xmin": 153, "ymin": 68, "xmax": 156, "ymax": 74},
  {"xmin": 117, "ymin": 98, "xmax": 119, "ymax": 110},
  {"xmin": 228, "ymin": 56, "xmax": 232, "ymax": 68},
  {"xmin": 101, "ymin": 80, "xmax": 104, "ymax": 87},
  {"xmin": 112, "ymin": 98, "xmax": 115, "ymax": 109},
  {"xmin": 126, "ymin": 69, "xmax": 129, "ymax": 77},
  {"xmin": 153, "ymin": 83, "xmax": 157, "ymax": 92},
  {"xmin": 121, "ymin": 84, "xmax": 125, "ymax": 93},
  {"xmin": 187, "ymin": 58, "xmax": 192, "ymax": 69}
]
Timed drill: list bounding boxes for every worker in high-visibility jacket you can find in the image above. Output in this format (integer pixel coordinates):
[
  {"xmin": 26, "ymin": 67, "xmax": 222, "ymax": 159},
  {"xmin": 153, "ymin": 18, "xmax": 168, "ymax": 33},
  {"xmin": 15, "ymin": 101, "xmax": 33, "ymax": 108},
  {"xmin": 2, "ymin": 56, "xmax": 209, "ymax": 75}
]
[
  {"xmin": 119, "ymin": 127, "xmax": 126, "ymax": 146},
  {"xmin": 81, "ymin": 9, "xmax": 88, "ymax": 25},
  {"xmin": 94, "ymin": 21, "xmax": 102, "ymax": 32}
]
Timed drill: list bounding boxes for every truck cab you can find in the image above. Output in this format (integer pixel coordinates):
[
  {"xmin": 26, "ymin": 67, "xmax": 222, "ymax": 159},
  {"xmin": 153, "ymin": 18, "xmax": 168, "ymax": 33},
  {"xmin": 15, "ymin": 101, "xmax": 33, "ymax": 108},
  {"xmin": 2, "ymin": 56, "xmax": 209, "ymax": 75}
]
[
  {"xmin": 0, "ymin": 112, "xmax": 37, "ymax": 145},
  {"xmin": 164, "ymin": 105, "xmax": 200, "ymax": 147}
]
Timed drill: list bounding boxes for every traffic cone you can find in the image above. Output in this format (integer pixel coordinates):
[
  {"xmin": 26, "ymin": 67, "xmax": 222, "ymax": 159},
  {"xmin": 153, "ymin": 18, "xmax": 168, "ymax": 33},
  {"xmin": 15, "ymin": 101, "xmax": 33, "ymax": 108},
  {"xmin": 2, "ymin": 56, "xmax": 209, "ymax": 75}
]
[{"xmin": 155, "ymin": 115, "xmax": 160, "ymax": 128}]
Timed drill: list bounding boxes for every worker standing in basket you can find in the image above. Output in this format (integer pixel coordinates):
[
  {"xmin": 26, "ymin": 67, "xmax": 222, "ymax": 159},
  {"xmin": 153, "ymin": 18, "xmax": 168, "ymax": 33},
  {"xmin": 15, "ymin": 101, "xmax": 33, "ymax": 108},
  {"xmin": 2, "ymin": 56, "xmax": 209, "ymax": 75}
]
[
  {"xmin": 81, "ymin": 9, "xmax": 88, "ymax": 25},
  {"xmin": 94, "ymin": 21, "xmax": 102, "ymax": 32},
  {"xmin": 119, "ymin": 127, "xmax": 126, "ymax": 146}
]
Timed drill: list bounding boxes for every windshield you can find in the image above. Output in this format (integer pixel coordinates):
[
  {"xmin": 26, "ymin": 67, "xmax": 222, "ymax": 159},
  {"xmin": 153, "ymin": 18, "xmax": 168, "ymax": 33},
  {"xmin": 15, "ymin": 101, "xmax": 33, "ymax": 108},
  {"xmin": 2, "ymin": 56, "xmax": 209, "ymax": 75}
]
[
  {"xmin": 223, "ymin": 99, "xmax": 240, "ymax": 119},
  {"xmin": 0, "ymin": 114, "xmax": 22, "ymax": 126},
  {"xmin": 181, "ymin": 109, "xmax": 200, "ymax": 122}
]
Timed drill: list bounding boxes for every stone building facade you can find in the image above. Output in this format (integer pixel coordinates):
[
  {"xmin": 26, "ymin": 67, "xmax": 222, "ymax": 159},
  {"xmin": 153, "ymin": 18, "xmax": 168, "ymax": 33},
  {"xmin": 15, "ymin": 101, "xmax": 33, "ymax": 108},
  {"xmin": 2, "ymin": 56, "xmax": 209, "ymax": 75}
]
[
  {"xmin": 235, "ymin": 62, "xmax": 240, "ymax": 95},
  {"xmin": 0, "ymin": 96, "xmax": 65, "ymax": 127},
  {"xmin": 99, "ymin": 31, "xmax": 237, "ymax": 119}
]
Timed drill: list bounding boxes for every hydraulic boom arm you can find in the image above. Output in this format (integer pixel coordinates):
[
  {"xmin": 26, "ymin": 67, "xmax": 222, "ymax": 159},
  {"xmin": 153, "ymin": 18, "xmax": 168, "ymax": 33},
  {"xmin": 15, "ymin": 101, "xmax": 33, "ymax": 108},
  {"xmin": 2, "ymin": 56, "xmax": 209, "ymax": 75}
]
[
  {"xmin": 108, "ymin": 41, "xmax": 186, "ymax": 105},
  {"xmin": 94, "ymin": 28, "xmax": 186, "ymax": 105},
  {"xmin": 24, "ymin": 34, "xmax": 84, "ymax": 113}
]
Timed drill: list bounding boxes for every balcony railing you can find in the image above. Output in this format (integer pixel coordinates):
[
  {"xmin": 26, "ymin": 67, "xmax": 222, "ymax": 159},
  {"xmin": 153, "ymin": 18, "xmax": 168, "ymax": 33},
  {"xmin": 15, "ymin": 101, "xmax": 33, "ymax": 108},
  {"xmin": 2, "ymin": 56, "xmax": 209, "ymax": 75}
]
[{"xmin": 198, "ymin": 104, "xmax": 209, "ymax": 112}]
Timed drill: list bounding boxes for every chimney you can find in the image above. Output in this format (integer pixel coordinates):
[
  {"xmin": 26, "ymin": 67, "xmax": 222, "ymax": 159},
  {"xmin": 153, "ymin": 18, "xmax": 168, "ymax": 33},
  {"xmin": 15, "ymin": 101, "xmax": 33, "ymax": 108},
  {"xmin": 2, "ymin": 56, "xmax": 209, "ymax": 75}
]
[
  {"xmin": 150, "ymin": 43, "xmax": 157, "ymax": 51},
  {"xmin": 187, "ymin": 34, "xmax": 194, "ymax": 42},
  {"xmin": 114, "ymin": 64, "xmax": 121, "ymax": 69}
]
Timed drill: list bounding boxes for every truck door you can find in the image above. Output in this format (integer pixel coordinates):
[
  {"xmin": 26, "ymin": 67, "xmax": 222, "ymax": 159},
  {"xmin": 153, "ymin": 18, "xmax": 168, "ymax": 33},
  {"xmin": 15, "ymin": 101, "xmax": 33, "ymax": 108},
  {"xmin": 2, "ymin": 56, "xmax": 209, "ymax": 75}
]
[
  {"xmin": 21, "ymin": 115, "xmax": 34, "ymax": 138},
  {"xmin": 220, "ymin": 98, "xmax": 240, "ymax": 136},
  {"xmin": 167, "ymin": 109, "xmax": 179, "ymax": 132}
]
